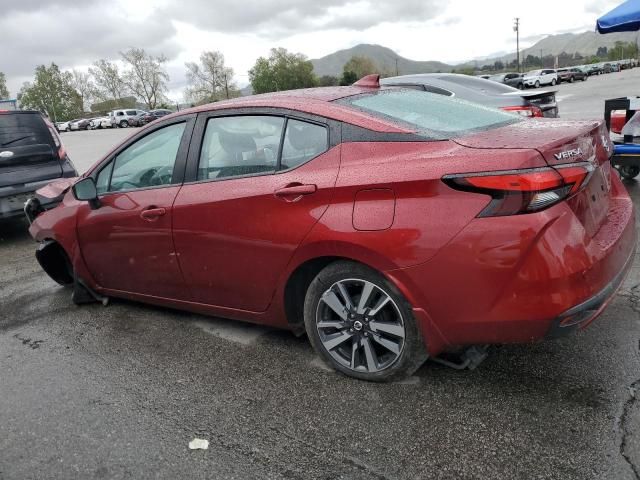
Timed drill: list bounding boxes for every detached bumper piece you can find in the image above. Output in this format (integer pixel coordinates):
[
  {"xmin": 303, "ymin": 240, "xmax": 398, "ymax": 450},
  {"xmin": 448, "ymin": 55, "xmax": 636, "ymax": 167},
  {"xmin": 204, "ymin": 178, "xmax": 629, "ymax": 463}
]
[{"xmin": 547, "ymin": 248, "xmax": 635, "ymax": 338}]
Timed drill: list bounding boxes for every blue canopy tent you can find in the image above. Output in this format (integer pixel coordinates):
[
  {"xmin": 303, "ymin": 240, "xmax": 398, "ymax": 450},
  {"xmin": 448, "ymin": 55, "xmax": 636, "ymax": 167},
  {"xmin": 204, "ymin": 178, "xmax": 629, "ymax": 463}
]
[{"xmin": 597, "ymin": 0, "xmax": 640, "ymax": 33}]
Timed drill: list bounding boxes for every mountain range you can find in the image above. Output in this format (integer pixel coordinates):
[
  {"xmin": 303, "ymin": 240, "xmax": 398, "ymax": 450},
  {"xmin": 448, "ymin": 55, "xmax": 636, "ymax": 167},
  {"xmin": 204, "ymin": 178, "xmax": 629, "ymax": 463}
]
[{"xmin": 310, "ymin": 31, "xmax": 640, "ymax": 76}]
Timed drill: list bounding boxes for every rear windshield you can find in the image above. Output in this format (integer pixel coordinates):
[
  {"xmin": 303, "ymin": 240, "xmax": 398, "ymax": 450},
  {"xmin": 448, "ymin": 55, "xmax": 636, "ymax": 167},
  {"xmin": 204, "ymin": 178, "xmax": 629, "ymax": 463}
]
[
  {"xmin": 339, "ymin": 89, "xmax": 519, "ymax": 139},
  {"xmin": 0, "ymin": 113, "xmax": 52, "ymax": 148}
]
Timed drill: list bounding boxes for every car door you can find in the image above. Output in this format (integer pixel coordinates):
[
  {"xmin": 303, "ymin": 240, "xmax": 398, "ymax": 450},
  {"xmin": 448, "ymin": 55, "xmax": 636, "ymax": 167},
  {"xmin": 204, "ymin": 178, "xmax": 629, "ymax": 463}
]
[
  {"xmin": 172, "ymin": 112, "xmax": 341, "ymax": 312},
  {"xmin": 76, "ymin": 116, "xmax": 195, "ymax": 299}
]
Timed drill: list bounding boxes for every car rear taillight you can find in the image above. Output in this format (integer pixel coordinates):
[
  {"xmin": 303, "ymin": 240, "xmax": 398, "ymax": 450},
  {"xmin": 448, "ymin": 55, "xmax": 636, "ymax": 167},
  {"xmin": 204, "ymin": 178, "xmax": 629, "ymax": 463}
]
[
  {"xmin": 46, "ymin": 125, "xmax": 67, "ymax": 160},
  {"xmin": 443, "ymin": 163, "xmax": 594, "ymax": 217},
  {"xmin": 501, "ymin": 105, "xmax": 544, "ymax": 118}
]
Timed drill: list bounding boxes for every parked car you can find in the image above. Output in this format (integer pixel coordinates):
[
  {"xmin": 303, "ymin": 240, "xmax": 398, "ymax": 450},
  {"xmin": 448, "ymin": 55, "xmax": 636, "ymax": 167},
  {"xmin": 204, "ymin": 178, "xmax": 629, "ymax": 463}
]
[
  {"xmin": 522, "ymin": 69, "xmax": 558, "ymax": 88},
  {"xmin": 26, "ymin": 77, "xmax": 633, "ymax": 382},
  {"xmin": 110, "ymin": 109, "xmax": 147, "ymax": 128},
  {"xmin": 381, "ymin": 73, "xmax": 559, "ymax": 117},
  {"xmin": 90, "ymin": 116, "xmax": 113, "ymax": 129},
  {"xmin": 137, "ymin": 109, "xmax": 173, "ymax": 126},
  {"xmin": 557, "ymin": 67, "xmax": 588, "ymax": 83},
  {"xmin": 488, "ymin": 72, "xmax": 524, "ymax": 89},
  {"xmin": 70, "ymin": 118, "xmax": 92, "ymax": 131},
  {"xmin": 601, "ymin": 63, "xmax": 614, "ymax": 74},
  {"xmin": 56, "ymin": 120, "xmax": 71, "ymax": 132},
  {"xmin": 0, "ymin": 110, "xmax": 77, "ymax": 219},
  {"xmin": 127, "ymin": 111, "xmax": 148, "ymax": 127},
  {"xmin": 585, "ymin": 64, "xmax": 603, "ymax": 75}
]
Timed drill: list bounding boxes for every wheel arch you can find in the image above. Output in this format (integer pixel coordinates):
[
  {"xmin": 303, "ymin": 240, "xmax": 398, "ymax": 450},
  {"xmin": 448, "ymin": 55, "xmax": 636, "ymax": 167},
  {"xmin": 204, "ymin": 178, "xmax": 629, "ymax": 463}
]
[
  {"xmin": 35, "ymin": 239, "xmax": 73, "ymax": 285},
  {"xmin": 281, "ymin": 242, "xmax": 397, "ymax": 332}
]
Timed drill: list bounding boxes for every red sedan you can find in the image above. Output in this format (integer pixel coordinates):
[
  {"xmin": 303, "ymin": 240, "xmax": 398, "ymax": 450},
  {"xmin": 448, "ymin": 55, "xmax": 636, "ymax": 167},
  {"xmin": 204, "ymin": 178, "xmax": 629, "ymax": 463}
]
[{"xmin": 27, "ymin": 76, "xmax": 636, "ymax": 382}]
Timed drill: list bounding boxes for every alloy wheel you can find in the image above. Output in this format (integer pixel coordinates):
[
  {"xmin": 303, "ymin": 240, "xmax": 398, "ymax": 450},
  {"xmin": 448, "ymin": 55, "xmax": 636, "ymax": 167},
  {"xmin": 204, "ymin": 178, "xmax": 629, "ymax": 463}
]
[{"xmin": 315, "ymin": 278, "xmax": 405, "ymax": 373}]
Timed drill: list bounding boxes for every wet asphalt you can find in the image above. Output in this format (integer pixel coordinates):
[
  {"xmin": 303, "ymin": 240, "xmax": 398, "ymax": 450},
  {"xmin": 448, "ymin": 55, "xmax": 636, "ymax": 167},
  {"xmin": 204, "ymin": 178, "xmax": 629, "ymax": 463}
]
[{"xmin": 2, "ymin": 77, "xmax": 640, "ymax": 479}]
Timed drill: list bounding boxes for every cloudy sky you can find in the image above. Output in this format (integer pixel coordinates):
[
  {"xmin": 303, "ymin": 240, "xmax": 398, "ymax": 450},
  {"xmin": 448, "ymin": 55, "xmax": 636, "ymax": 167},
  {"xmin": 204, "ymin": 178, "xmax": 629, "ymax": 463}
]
[{"xmin": 1, "ymin": 0, "xmax": 622, "ymax": 101}]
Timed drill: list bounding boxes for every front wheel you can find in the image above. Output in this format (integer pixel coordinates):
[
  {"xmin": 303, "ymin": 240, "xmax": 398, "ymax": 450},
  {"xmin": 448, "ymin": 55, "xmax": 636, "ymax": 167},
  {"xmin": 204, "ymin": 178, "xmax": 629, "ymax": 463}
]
[
  {"xmin": 551, "ymin": 78, "xmax": 557, "ymax": 86},
  {"xmin": 304, "ymin": 261, "xmax": 427, "ymax": 382},
  {"xmin": 119, "ymin": 120, "xmax": 129, "ymax": 128},
  {"xmin": 569, "ymin": 76, "xmax": 574, "ymax": 83},
  {"xmin": 517, "ymin": 83, "xmax": 524, "ymax": 90},
  {"xmin": 535, "ymin": 80, "xmax": 540, "ymax": 88},
  {"xmin": 619, "ymin": 165, "xmax": 640, "ymax": 179}
]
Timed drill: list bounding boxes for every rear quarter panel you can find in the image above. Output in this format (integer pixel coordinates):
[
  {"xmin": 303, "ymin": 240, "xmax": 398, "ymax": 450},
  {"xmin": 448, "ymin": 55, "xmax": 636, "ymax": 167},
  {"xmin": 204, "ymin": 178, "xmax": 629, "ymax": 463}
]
[{"xmin": 292, "ymin": 140, "xmax": 548, "ymax": 271}]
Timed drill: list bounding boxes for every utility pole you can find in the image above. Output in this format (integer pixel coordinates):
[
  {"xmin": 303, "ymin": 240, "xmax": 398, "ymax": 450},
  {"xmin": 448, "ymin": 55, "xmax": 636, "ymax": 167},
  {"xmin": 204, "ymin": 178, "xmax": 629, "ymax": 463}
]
[
  {"xmin": 395, "ymin": 58, "xmax": 399, "ymax": 76},
  {"xmin": 513, "ymin": 18, "xmax": 520, "ymax": 72},
  {"xmin": 540, "ymin": 49, "xmax": 544, "ymax": 67}
]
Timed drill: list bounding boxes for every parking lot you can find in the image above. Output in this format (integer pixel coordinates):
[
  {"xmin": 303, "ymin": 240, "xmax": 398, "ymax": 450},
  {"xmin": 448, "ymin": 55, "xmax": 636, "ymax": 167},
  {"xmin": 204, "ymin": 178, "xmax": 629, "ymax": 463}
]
[{"xmin": 2, "ymin": 71, "xmax": 640, "ymax": 480}]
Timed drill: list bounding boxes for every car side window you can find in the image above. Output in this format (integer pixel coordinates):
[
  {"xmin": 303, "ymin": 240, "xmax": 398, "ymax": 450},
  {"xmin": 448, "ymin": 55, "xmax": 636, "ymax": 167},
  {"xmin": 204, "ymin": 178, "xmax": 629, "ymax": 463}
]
[
  {"xmin": 281, "ymin": 119, "xmax": 328, "ymax": 170},
  {"xmin": 197, "ymin": 116, "xmax": 284, "ymax": 180},
  {"xmin": 126, "ymin": 110, "xmax": 137, "ymax": 116},
  {"xmin": 107, "ymin": 122, "xmax": 186, "ymax": 192}
]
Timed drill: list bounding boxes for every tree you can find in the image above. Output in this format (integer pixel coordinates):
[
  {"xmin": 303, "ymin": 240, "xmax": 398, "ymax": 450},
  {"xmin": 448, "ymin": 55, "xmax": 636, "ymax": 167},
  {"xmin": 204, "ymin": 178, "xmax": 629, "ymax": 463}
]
[
  {"xmin": 121, "ymin": 48, "xmax": 169, "ymax": 110},
  {"xmin": 596, "ymin": 46, "xmax": 608, "ymax": 58},
  {"xmin": 493, "ymin": 60, "xmax": 504, "ymax": 71},
  {"xmin": 90, "ymin": 59, "xmax": 127, "ymax": 101},
  {"xmin": 18, "ymin": 63, "xmax": 82, "ymax": 121},
  {"xmin": 69, "ymin": 69, "xmax": 95, "ymax": 111},
  {"xmin": 185, "ymin": 51, "xmax": 236, "ymax": 104},
  {"xmin": 342, "ymin": 56, "xmax": 378, "ymax": 80},
  {"xmin": 249, "ymin": 48, "xmax": 316, "ymax": 94},
  {"xmin": 318, "ymin": 75, "xmax": 339, "ymax": 86},
  {"xmin": 339, "ymin": 71, "xmax": 358, "ymax": 86},
  {"xmin": 0, "ymin": 72, "xmax": 9, "ymax": 99}
]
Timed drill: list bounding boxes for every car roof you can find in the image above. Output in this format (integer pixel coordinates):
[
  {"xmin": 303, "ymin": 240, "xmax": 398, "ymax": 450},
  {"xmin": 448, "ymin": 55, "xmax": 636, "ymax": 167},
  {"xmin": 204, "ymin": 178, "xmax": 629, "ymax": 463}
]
[{"xmin": 167, "ymin": 86, "xmax": 415, "ymax": 133}]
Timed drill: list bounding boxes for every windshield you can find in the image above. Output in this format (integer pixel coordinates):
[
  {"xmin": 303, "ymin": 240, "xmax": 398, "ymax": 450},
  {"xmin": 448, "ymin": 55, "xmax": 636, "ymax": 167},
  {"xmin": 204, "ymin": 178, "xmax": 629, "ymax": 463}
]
[
  {"xmin": 525, "ymin": 70, "xmax": 541, "ymax": 76},
  {"xmin": 339, "ymin": 89, "xmax": 519, "ymax": 139},
  {"xmin": 0, "ymin": 113, "xmax": 52, "ymax": 148}
]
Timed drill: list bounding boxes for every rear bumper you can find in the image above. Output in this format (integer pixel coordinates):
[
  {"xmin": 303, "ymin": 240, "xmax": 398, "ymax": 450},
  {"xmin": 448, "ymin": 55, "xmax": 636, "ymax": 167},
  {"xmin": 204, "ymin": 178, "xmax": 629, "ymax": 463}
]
[
  {"xmin": 546, "ymin": 244, "xmax": 635, "ymax": 338},
  {"xmin": 386, "ymin": 174, "xmax": 637, "ymax": 350},
  {"xmin": 0, "ymin": 180, "xmax": 61, "ymax": 219}
]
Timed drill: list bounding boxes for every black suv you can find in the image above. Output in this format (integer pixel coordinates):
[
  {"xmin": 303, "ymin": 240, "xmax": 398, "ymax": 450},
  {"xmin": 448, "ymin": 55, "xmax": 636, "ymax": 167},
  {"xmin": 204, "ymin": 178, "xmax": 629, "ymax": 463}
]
[{"xmin": 0, "ymin": 111, "xmax": 77, "ymax": 219}]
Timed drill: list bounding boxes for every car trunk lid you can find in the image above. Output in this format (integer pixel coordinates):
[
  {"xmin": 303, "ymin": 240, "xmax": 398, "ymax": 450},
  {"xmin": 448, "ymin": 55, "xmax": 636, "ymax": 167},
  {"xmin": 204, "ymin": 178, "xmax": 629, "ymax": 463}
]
[{"xmin": 453, "ymin": 119, "xmax": 613, "ymax": 236}]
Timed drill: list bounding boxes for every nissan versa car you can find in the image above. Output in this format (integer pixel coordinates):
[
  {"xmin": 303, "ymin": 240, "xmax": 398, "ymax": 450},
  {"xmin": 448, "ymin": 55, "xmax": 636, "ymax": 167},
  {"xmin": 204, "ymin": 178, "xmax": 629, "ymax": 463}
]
[{"xmin": 26, "ymin": 76, "xmax": 636, "ymax": 381}]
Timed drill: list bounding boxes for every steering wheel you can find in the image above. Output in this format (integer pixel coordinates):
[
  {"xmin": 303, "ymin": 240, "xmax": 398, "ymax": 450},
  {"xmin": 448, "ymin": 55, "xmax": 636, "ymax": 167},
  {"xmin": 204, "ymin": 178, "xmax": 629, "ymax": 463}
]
[
  {"xmin": 138, "ymin": 168, "xmax": 158, "ymax": 186},
  {"xmin": 149, "ymin": 165, "xmax": 173, "ymax": 186}
]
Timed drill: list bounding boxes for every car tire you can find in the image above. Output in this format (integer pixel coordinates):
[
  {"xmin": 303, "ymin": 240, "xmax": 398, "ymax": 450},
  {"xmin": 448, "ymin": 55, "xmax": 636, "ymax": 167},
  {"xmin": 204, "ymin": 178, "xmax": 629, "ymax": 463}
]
[
  {"xmin": 619, "ymin": 165, "xmax": 640, "ymax": 180},
  {"xmin": 569, "ymin": 76, "xmax": 574, "ymax": 83},
  {"xmin": 583, "ymin": 76, "xmax": 587, "ymax": 81},
  {"xmin": 551, "ymin": 78, "xmax": 557, "ymax": 86},
  {"xmin": 119, "ymin": 120, "xmax": 129, "ymax": 128},
  {"xmin": 304, "ymin": 260, "xmax": 427, "ymax": 382},
  {"xmin": 517, "ymin": 83, "xmax": 524, "ymax": 90},
  {"xmin": 535, "ymin": 80, "xmax": 540, "ymax": 88}
]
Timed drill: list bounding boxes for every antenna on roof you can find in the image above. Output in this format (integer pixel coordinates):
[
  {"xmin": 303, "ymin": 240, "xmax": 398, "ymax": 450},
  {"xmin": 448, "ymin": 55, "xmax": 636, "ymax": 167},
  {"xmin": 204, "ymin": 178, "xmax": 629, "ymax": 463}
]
[{"xmin": 353, "ymin": 74, "xmax": 381, "ymax": 88}]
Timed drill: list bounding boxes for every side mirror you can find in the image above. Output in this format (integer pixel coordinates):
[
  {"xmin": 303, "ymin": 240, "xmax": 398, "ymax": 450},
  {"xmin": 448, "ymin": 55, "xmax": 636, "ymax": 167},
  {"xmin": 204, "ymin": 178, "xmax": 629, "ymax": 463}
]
[{"xmin": 72, "ymin": 177, "xmax": 100, "ymax": 209}]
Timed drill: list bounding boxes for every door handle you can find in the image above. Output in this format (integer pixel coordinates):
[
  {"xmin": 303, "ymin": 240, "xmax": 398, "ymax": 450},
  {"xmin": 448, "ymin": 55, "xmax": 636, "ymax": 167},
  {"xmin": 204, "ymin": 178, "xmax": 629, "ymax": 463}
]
[
  {"xmin": 274, "ymin": 183, "xmax": 317, "ymax": 202},
  {"xmin": 140, "ymin": 207, "xmax": 166, "ymax": 221}
]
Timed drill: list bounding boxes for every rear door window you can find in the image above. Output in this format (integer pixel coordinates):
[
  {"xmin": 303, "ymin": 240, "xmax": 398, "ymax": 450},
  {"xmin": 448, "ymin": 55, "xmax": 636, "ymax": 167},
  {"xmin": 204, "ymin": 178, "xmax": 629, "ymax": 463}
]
[
  {"xmin": 198, "ymin": 116, "xmax": 284, "ymax": 180},
  {"xmin": 281, "ymin": 119, "xmax": 328, "ymax": 170}
]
